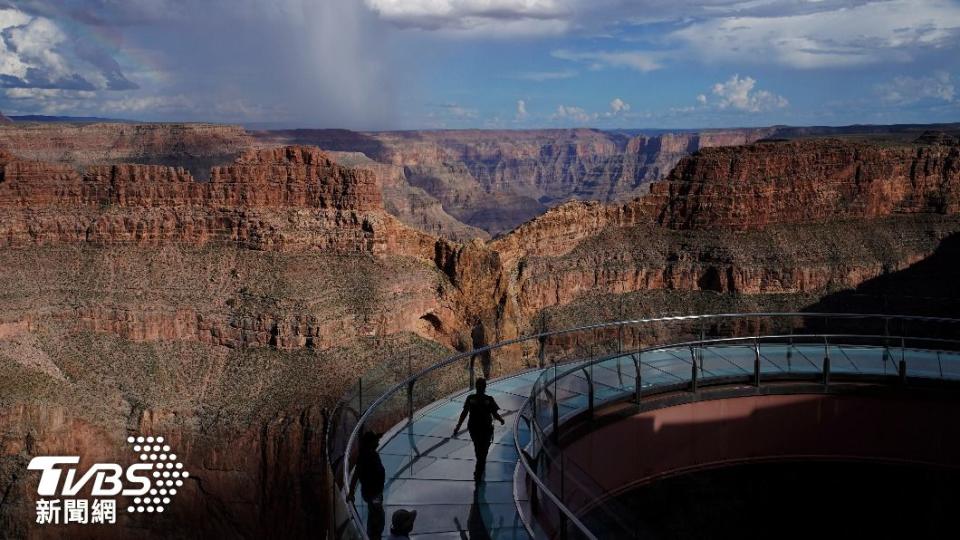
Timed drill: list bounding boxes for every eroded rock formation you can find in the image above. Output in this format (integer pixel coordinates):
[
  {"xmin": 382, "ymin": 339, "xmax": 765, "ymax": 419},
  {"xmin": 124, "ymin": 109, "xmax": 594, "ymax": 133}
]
[
  {"xmin": 654, "ymin": 139, "xmax": 960, "ymax": 230},
  {"xmin": 258, "ymin": 127, "xmax": 776, "ymax": 234},
  {"xmin": 2, "ymin": 132, "xmax": 960, "ymax": 539},
  {"xmin": 0, "ymin": 122, "xmax": 252, "ymax": 177}
]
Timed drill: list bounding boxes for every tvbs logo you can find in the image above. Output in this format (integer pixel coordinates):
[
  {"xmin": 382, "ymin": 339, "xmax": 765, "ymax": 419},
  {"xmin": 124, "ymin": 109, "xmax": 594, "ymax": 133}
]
[{"xmin": 28, "ymin": 435, "xmax": 189, "ymax": 525}]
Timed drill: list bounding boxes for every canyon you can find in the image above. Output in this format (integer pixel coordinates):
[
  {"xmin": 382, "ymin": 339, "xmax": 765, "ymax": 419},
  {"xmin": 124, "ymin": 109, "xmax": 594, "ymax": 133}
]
[
  {"xmin": 258, "ymin": 127, "xmax": 777, "ymax": 235},
  {"xmin": 0, "ymin": 120, "xmax": 959, "ymax": 538}
]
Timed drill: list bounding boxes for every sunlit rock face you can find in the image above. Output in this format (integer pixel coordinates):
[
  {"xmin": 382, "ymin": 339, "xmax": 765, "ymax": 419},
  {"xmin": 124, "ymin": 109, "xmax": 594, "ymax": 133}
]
[
  {"xmin": 2, "ymin": 126, "xmax": 960, "ymax": 538},
  {"xmin": 654, "ymin": 138, "xmax": 960, "ymax": 230}
]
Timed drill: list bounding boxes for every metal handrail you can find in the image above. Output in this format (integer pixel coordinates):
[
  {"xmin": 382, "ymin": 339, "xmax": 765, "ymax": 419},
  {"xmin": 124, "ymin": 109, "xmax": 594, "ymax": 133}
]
[
  {"xmin": 536, "ymin": 333, "xmax": 960, "ymax": 390},
  {"xmin": 520, "ymin": 328, "xmax": 960, "ymax": 537},
  {"xmin": 333, "ymin": 312, "xmax": 960, "ymax": 539}
]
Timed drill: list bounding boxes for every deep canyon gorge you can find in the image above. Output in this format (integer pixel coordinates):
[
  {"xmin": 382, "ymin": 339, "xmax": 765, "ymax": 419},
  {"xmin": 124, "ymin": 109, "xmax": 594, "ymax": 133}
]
[{"xmin": 0, "ymin": 120, "xmax": 959, "ymax": 538}]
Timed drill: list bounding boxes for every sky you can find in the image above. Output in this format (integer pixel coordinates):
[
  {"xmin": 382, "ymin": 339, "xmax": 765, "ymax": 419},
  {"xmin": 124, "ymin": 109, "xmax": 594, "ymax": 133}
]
[{"xmin": 0, "ymin": 0, "xmax": 958, "ymax": 130}]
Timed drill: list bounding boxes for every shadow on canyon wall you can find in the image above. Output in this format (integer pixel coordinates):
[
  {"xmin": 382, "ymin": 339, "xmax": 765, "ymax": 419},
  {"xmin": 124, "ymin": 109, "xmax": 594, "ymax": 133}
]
[
  {"xmin": 252, "ymin": 129, "xmax": 390, "ymax": 161},
  {"xmin": 804, "ymin": 231, "xmax": 960, "ymax": 318}
]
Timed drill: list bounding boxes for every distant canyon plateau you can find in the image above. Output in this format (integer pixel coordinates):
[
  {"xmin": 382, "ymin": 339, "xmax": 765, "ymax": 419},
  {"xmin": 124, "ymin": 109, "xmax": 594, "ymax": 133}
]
[{"xmin": 0, "ymin": 117, "xmax": 959, "ymax": 538}]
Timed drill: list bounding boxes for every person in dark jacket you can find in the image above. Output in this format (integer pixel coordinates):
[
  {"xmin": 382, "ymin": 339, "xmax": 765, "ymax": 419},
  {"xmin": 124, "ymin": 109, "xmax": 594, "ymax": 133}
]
[
  {"xmin": 453, "ymin": 378, "xmax": 505, "ymax": 483},
  {"xmin": 348, "ymin": 431, "xmax": 386, "ymax": 540},
  {"xmin": 387, "ymin": 509, "xmax": 417, "ymax": 540}
]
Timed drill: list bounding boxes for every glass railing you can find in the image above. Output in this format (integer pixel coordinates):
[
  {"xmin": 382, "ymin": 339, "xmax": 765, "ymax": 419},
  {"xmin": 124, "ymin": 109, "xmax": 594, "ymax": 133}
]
[
  {"xmin": 517, "ymin": 313, "xmax": 960, "ymax": 539},
  {"xmin": 325, "ymin": 313, "xmax": 960, "ymax": 540}
]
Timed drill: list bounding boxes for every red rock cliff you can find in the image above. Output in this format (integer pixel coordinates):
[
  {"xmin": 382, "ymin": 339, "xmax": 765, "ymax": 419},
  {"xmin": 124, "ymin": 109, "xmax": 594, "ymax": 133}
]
[
  {"xmin": 0, "ymin": 122, "xmax": 252, "ymax": 165},
  {"xmin": 258, "ymin": 128, "xmax": 775, "ymax": 234},
  {"xmin": 653, "ymin": 139, "xmax": 960, "ymax": 230},
  {"xmin": 0, "ymin": 145, "xmax": 438, "ymax": 255}
]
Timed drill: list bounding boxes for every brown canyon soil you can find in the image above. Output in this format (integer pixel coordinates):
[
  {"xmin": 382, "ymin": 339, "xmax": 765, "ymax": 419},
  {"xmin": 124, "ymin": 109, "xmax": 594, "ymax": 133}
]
[{"xmin": 0, "ymin": 121, "xmax": 958, "ymax": 538}]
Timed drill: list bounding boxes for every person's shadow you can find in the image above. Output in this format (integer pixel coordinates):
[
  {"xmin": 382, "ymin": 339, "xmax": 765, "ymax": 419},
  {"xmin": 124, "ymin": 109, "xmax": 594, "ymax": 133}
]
[{"xmin": 454, "ymin": 483, "xmax": 503, "ymax": 540}]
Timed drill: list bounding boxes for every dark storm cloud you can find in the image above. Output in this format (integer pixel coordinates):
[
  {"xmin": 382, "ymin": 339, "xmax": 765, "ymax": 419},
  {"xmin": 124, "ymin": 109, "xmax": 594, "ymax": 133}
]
[
  {"xmin": 0, "ymin": 70, "xmax": 96, "ymax": 90},
  {"xmin": 0, "ymin": 0, "xmax": 400, "ymax": 127}
]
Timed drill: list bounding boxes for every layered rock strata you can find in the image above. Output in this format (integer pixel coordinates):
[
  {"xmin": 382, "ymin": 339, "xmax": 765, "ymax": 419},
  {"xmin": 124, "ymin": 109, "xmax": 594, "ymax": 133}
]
[
  {"xmin": 258, "ymin": 128, "xmax": 776, "ymax": 234},
  {"xmin": 654, "ymin": 139, "xmax": 960, "ymax": 230},
  {"xmin": 2, "ymin": 135, "xmax": 960, "ymax": 539}
]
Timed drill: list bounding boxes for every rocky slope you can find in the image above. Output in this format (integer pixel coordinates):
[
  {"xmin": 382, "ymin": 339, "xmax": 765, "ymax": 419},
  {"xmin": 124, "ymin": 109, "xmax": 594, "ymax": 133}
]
[
  {"xmin": 0, "ymin": 142, "xmax": 480, "ymax": 538},
  {"xmin": 2, "ymin": 132, "xmax": 960, "ymax": 538},
  {"xmin": 326, "ymin": 150, "xmax": 489, "ymax": 242},
  {"xmin": 258, "ymin": 127, "xmax": 775, "ymax": 234},
  {"xmin": 0, "ymin": 121, "xmax": 489, "ymax": 241},
  {"xmin": 0, "ymin": 122, "xmax": 253, "ymax": 179},
  {"xmin": 474, "ymin": 136, "xmax": 960, "ymax": 340}
]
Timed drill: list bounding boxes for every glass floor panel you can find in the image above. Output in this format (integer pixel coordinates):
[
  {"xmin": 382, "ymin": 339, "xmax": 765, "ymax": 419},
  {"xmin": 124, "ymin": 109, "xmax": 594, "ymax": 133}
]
[
  {"xmin": 352, "ymin": 342, "xmax": 960, "ymax": 540},
  {"xmin": 354, "ymin": 370, "xmax": 543, "ymax": 538}
]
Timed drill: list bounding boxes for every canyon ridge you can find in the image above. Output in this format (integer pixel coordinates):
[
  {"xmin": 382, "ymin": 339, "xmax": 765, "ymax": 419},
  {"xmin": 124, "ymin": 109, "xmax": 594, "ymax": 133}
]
[{"xmin": 0, "ymin": 119, "xmax": 959, "ymax": 538}]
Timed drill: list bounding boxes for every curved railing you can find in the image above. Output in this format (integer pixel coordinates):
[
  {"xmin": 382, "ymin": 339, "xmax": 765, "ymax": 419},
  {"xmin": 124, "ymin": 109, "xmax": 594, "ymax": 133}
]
[
  {"xmin": 515, "ymin": 313, "xmax": 960, "ymax": 539},
  {"xmin": 324, "ymin": 313, "xmax": 960, "ymax": 540}
]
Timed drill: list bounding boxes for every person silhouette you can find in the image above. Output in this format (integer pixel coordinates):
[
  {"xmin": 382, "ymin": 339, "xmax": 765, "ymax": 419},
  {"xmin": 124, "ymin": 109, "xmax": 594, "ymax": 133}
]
[
  {"xmin": 347, "ymin": 431, "xmax": 386, "ymax": 540},
  {"xmin": 453, "ymin": 378, "xmax": 505, "ymax": 483},
  {"xmin": 387, "ymin": 509, "xmax": 417, "ymax": 540}
]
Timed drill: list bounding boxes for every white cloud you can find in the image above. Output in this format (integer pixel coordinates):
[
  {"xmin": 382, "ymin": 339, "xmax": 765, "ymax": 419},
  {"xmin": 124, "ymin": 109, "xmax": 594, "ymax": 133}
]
[
  {"xmin": 6, "ymin": 17, "xmax": 69, "ymax": 77},
  {"xmin": 552, "ymin": 49, "xmax": 661, "ymax": 72},
  {"xmin": 365, "ymin": 0, "xmax": 567, "ymax": 21},
  {"xmin": 0, "ymin": 7, "xmax": 137, "ymax": 91},
  {"xmin": 514, "ymin": 69, "xmax": 577, "ymax": 81},
  {"xmin": 436, "ymin": 103, "xmax": 479, "ymax": 118},
  {"xmin": 364, "ymin": 0, "xmax": 572, "ymax": 35},
  {"xmin": 710, "ymin": 74, "xmax": 788, "ymax": 112},
  {"xmin": 696, "ymin": 94, "xmax": 707, "ymax": 105},
  {"xmin": 515, "ymin": 99, "xmax": 528, "ymax": 121},
  {"xmin": 875, "ymin": 72, "xmax": 955, "ymax": 105},
  {"xmin": 551, "ymin": 104, "xmax": 594, "ymax": 123},
  {"xmin": 609, "ymin": 97, "xmax": 630, "ymax": 114},
  {"xmin": 3, "ymin": 88, "xmax": 95, "ymax": 100},
  {"xmin": 550, "ymin": 97, "xmax": 632, "ymax": 123},
  {"xmin": 670, "ymin": 0, "xmax": 960, "ymax": 69}
]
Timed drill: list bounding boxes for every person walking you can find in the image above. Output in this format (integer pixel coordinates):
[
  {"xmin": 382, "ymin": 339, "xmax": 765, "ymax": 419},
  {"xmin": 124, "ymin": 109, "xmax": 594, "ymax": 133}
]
[
  {"xmin": 453, "ymin": 378, "xmax": 505, "ymax": 483},
  {"xmin": 347, "ymin": 431, "xmax": 386, "ymax": 540},
  {"xmin": 387, "ymin": 509, "xmax": 417, "ymax": 540}
]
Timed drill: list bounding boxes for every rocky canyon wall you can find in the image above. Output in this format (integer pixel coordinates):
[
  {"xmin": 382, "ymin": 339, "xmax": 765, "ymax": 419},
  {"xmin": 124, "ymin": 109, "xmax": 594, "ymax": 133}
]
[
  {"xmin": 257, "ymin": 127, "xmax": 776, "ymax": 234},
  {"xmin": 0, "ymin": 122, "xmax": 253, "ymax": 179},
  {"xmin": 654, "ymin": 139, "xmax": 960, "ymax": 230},
  {"xmin": 0, "ymin": 141, "xmax": 471, "ymax": 538},
  {"xmin": 3, "ymin": 129, "xmax": 960, "ymax": 539}
]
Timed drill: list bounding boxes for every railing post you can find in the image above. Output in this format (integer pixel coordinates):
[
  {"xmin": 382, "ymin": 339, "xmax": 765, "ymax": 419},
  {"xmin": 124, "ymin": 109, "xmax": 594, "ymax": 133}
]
[
  {"xmin": 551, "ymin": 396, "xmax": 560, "ymax": 444},
  {"xmin": 899, "ymin": 336, "xmax": 907, "ymax": 384},
  {"xmin": 469, "ymin": 354, "xmax": 476, "ymax": 391},
  {"xmin": 616, "ymin": 354, "xmax": 624, "ymax": 387},
  {"xmin": 823, "ymin": 337, "xmax": 831, "ymax": 386},
  {"xmin": 753, "ymin": 338, "xmax": 761, "ymax": 387},
  {"xmin": 699, "ymin": 323, "xmax": 705, "ymax": 375},
  {"xmin": 407, "ymin": 380, "xmax": 415, "ymax": 423},
  {"xmin": 689, "ymin": 346, "xmax": 698, "ymax": 393},
  {"xmin": 786, "ymin": 336, "xmax": 793, "ymax": 372},
  {"xmin": 634, "ymin": 352, "xmax": 642, "ymax": 405},
  {"xmin": 583, "ymin": 367, "xmax": 594, "ymax": 418},
  {"xmin": 883, "ymin": 316, "xmax": 891, "ymax": 373}
]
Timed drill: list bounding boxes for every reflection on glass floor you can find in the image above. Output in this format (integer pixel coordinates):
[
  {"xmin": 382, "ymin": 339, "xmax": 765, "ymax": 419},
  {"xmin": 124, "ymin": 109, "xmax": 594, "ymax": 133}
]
[
  {"xmin": 357, "ymin": 369, "xmax": 541, "ymax": 539},
  {"xmin": 356, "ymin": 342, "xmax": 960, "ymax": 539}
]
